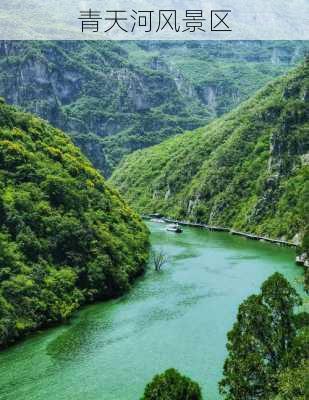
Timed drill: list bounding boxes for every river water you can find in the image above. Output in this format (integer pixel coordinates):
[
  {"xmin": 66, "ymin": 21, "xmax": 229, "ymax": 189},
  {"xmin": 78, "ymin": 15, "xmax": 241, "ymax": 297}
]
[{"xmin": 0, "ymin": 222, "xmax": 304, "ymax": 400}]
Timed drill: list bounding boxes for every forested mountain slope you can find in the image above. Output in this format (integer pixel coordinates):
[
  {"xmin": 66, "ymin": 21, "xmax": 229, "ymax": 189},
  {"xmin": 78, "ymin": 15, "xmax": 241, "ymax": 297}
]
[
  {"xmin": 111, "ymin": 61, "xmax": 309, "ymax": 242},
  {"xmin": 0, "ymin": 101, "xmax": 149, "ymax": 347},
  {"xmin": 0, "ymin": 41, "xmax": 307, "ymax": 176}
]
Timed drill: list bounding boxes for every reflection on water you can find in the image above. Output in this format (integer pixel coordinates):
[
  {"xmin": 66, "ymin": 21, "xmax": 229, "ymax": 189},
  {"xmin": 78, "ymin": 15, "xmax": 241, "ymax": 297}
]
[{"xmin": 0, "ymin": 222, "xmax": 303, "ymax": 400}]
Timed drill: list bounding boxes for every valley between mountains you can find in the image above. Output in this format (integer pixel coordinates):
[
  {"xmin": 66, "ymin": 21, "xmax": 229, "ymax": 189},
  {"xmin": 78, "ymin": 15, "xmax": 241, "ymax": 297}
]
[{"xmin": 0, "ymin": 40, "xmax": 308, "ymax": 400}]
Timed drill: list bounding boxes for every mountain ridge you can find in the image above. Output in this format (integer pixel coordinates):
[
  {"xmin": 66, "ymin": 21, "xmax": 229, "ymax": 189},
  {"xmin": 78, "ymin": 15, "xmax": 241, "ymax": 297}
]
[
  {"xmin": 111, "ymin": 60, "xmax": 309, "ymax": 242},
  {"xmin": 0, "ymin": 40, "xmax": 308, "ymax": 176}
]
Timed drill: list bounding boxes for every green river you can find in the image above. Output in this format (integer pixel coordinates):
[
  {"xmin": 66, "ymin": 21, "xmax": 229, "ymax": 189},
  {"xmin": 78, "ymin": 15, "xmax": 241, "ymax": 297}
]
[{"xmin": 0, "ymin": 222, "xmax": 305, "ymax": 400}]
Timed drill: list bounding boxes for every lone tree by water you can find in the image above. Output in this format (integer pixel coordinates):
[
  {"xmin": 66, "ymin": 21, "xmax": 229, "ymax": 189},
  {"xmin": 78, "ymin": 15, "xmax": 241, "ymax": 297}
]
[
  {"xmin": 152, "ymin": 249, "xmax": 168, "ymax": 271},
  {"xmin": 219, "ymin": 272, "xmax": 307, "ymax": 400},
  {"xmin": 141, "ymin": 368, "xmax": 203, "ymax": 400}
]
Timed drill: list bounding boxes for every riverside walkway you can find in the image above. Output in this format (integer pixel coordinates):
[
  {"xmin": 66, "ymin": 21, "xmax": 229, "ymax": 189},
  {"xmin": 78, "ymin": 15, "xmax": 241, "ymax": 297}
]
[
  {"xmin": 230, "ymin": 230, "xmax": 296, "ymax": 247},
  {"xmin": 144, "ymin": 215, "xmax": 297, "ymax": 248}
]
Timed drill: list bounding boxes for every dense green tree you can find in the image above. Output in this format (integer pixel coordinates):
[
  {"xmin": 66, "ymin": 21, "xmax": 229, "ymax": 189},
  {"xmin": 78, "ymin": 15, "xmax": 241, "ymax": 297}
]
[
  {"xmin": 0, "ymin": 101, "xmax": 149, "ymax": 347},
  {"xmin": 219, "ymin": 273, "xmax": 302, "ymax": 400},
  {"xmin": 276, "ymin": 360, "xmax": 309, "ymax": 400},
  {"xmin": 141, "ymin": 369, "xmax": 202, "ymax": 400},
  {"xmin": 276, "ymin": 325, "xmax": 309, "ymax": 399}
]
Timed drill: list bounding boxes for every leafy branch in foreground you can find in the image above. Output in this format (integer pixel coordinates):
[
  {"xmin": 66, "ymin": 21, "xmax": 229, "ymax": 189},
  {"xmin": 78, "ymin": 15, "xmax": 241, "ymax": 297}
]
[{"xmin": 219, "ymin": 272, "xmax": 308, "ymax": 400}]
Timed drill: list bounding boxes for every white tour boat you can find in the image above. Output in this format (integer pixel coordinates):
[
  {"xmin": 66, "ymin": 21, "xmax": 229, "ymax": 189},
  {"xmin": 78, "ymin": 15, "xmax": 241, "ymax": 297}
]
[{"xmin": 166, "ymin": 223, "xmax": 183, "ymax": 233}]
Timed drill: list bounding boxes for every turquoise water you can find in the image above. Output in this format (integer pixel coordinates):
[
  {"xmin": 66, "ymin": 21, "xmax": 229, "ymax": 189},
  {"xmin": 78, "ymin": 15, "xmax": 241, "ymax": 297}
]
[{"xmin": 0, "ymin": 222, "xmax": 304, "ymax": 400}]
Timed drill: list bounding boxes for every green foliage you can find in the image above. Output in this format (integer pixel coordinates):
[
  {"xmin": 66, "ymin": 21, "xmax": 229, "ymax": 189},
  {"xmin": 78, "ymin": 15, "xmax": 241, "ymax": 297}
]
[
  {"xmin": 219, "ymin": 273, "xmax": 307, "ymax": 400},
  {"xmin": 276, "ymin": 360, "xmax": 309, "ymax": 400},
  {"xmin": 0, "ymin": 41, "xmax": 308, "ymax": 176},
  {"xmin": 0, "ymin": 102, "xmax": 149, "ymax": 347},
  {"xmin": 141, "ymin": 368, "xmax": 203, "ymax": 400},
  {"xmin": 274, "ymin": 326, "xmax": 309, "ymax": 399},
  {"xmin": 111, "ymin": 62, "xmax": 309, "ymax": 240},
  {"xmin": 140, "ymin": 291, "xmax": 308, "ymax": 400},
  {"xmin": 299, "ymin": 229, "xmax": 309, "ymax": 292}
]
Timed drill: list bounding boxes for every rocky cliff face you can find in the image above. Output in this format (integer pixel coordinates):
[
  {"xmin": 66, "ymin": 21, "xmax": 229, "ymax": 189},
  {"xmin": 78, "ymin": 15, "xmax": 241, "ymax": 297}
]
[
  {"xmin": 0, "ymin": 40, "xmax": 307, "ymax": 176},
  {"xmin": 111, "ymin": 60, "xmax": 309, "ymax": 241}
]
